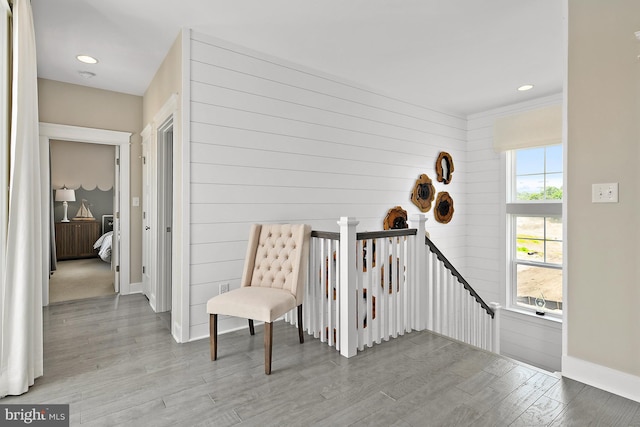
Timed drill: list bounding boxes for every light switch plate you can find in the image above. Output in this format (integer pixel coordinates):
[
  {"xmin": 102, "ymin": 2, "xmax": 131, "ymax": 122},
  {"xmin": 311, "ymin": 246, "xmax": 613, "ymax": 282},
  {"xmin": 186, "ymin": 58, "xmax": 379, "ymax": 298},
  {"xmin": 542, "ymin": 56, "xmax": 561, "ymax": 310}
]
[{"xmin": 592, "ymin": 183, "xmax": 618, "ymax": 203}]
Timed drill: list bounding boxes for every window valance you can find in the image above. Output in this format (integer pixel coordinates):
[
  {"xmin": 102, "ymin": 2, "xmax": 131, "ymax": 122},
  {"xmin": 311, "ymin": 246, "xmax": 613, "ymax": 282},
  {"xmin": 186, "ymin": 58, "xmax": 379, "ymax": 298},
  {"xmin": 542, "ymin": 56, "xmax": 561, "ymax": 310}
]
[{"xmin": 493, "ymin": 104, "xmax": 562, "ymax": 151}]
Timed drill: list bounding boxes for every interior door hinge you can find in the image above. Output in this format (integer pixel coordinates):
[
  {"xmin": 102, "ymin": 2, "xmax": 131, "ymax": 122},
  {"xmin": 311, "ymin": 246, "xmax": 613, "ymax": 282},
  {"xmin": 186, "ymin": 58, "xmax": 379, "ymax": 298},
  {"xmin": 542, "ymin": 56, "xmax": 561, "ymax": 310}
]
[
  {"xmin": 143, "ymin": 156, "xmax": 146, "ymax": 164},
  {"xmin": 116, "ymin": 158, "xmax": 120, "ymax": 166},
  {"xmin": 115, "ymin": 265, "xmax": 120, "ymax": 272},
  {"xmin": 142, "ymin": 266, "xmax": 146, "ymax": 274},
  {"xmin": 116, "ymin": 212, "xmax": 120, "ymax": 219}
]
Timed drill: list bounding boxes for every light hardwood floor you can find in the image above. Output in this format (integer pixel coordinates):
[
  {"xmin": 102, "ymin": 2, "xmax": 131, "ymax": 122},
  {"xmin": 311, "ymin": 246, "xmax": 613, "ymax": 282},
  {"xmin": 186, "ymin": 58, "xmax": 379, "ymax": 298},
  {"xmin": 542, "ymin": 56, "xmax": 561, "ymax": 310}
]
[{"xmin": 4, "ymin": 294, "xmax": 639, "ymax": 426}]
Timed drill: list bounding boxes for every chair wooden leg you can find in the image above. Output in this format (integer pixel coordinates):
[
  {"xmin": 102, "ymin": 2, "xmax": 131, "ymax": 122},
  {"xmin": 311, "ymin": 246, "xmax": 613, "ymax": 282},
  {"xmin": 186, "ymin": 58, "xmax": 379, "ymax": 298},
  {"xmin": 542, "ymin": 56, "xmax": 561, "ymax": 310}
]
[
  {"xmin": 209, "ymin": 314, "xmax": 218, "ymax": 361},
  {"xmin": 264, "ymin": 322, "xmax": 273, "ymax": 375},
  {"xmin": 248, "ymin": 319, "xmax": 255, "ymax": 336},
  {"xmin": 297, "ymin": 304, "xmax": 304, "ymax": 344}
]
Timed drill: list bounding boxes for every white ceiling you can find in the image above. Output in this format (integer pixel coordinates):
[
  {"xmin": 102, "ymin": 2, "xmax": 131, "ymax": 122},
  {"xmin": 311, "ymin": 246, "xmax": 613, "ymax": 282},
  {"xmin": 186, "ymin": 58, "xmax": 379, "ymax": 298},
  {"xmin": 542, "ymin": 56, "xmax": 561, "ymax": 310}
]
[{"xmin": 31, "ymin": 0, "xmax": 564, "ymax": 116}]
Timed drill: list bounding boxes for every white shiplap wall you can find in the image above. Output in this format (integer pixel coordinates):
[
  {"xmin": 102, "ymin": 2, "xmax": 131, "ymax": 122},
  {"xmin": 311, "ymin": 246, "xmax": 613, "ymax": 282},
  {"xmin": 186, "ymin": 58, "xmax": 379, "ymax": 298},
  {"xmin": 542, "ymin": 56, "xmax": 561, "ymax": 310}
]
[
  {"xmin": 187, "ymin": 31, "xmax": 468, "ymax": 339},
  {"xmin": 465, "ymin": 93, "xmax": 563, "ymax": 372}
]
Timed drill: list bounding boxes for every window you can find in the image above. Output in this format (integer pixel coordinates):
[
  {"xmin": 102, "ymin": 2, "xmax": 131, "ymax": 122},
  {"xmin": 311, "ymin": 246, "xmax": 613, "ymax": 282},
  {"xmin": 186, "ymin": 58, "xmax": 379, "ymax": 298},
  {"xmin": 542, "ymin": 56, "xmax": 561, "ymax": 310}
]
[{"xmin": 507, "ymin": 145, "xmax": 563, "ymax": 315}]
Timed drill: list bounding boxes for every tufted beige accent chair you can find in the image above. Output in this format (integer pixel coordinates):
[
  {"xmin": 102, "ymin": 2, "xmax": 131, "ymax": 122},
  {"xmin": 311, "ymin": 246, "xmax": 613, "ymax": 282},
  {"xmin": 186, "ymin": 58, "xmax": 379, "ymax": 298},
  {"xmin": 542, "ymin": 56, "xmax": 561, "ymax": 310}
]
[{"xmin": 207, "ymin": 223, "xmax": 311, "ymax": 374}]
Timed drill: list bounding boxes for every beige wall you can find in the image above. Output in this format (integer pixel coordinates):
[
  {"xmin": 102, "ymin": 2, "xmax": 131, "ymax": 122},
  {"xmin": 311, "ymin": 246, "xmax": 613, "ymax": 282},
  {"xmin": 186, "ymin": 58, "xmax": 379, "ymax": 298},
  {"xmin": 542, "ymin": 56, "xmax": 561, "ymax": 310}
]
[
  {"xmin": 567, "ymin": 0, "xmax": 640, "ymax": 376},
  {"xmin": 143, "ymin": 32, "xmax": 182, "ymax": 124},
  {"xmin": 38, "ymin": 79, "xmax": 144, "ymax": 284},
  {"xmin": 142, "ymin": 31, "xmax": 184, "ymax": 337},
  {"xmin": 50, "ymin": 140, "xmax": 115, "ymax": 191}
]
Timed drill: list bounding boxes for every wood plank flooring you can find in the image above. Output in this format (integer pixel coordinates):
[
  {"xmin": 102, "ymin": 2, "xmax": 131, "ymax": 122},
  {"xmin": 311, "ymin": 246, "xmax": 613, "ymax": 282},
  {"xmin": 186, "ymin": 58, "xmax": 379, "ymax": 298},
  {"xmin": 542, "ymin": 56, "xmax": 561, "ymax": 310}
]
[{"xmin": 3, "ymin": 294, "xmax": 639, "ymax": 426}]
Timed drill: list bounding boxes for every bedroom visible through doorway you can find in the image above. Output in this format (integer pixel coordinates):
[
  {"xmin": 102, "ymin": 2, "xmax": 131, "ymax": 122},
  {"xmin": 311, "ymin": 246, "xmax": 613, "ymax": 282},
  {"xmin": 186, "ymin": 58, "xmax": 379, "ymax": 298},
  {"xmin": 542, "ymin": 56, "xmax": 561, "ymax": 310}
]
[
  {"xmin": 40, "ymin": 122, "xmax": 132, "ymax": 307},
  {"xmin": 49, "ymin": 140, "xmax": 116, "ymax": 303}
]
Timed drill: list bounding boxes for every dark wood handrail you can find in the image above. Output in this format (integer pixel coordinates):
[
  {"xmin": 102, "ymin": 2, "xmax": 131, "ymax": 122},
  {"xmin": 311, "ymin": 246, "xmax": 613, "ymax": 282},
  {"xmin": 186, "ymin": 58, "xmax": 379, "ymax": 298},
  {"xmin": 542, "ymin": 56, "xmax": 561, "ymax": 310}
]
[
  {"xmin": 425, "ymin": 236, "xmax": 495, "ymax": 318},
  {"xmin": 357, "ymin": 228, "xmax": 417, "ymax": 240},
  {"xmin": 311, "ymin": 230, "xmax": 340, "ymax": 240},
  {"xmin": 311, "ymin": 228, "xmax": 417, "ymax": 241}
]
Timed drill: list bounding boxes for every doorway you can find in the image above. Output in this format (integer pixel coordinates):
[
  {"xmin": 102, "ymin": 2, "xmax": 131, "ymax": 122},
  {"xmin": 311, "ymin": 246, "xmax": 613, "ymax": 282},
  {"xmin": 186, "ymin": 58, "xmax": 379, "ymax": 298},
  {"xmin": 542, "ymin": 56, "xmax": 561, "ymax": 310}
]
[
  {"xmin": 39, "ymin": 123, "xmax": 132, "ymax": 306},
  {"xmin": 156, "ymin": 118, "xmax": 173, "ymax": 313},
  {"xmin": 141, "ymin": 114, "xmax": 174, "ymax": 314},
  {"xmin": 141, "ymin": 93, "xmax": 187, "ymax": 342},
  {"xmin": 49, "ymin": 140, "xmax": 117, "ymax": 303}
]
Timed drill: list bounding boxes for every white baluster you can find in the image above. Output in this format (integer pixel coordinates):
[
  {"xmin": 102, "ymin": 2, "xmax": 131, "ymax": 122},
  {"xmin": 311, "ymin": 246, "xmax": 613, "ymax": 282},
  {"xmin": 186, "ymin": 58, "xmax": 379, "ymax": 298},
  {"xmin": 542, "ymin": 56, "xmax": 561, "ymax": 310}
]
[
  {"xmin": 307, "ymin": 239, "xmax": 314, "ymax": 336},
  {"xmin": 378, "ymin": 236, "xmax": 387, "ymax": 341},
  {"xmin": 334, "ymin": 241, "xmax": 340, "ymax": 351},
  {"xmin": 453, "ymin": 276, "xmax": 460, "ymax": 341},
  {"xmin": 356, "ymin": 240, "xmax": 364, "ymax": 351},
  {"xmin": 464, "ymin": 291, "xmax": 469, "ymax": 344},
  {"xmin": 474, "ymin": 300, "xmax": 479, "ymax": 347},
  {"xmin": 320, "ymin": 239, "xmax": 327, "ymax": 343},
  {"xmin": 399, "ymin": 236, "xmax": 407, "ymax": 335},
  {"xmin": 365, "ymin": 239, "xmax": 374, "ymax": 348},
  {"xmin": 442, "ymin": 270, "xmax": 449, "ymax": 337},
  {"xmin": 372, "ymin": 238, "xmax": 381, "ymax": 344},
  {"xmin": 390, "ymin": 236, "xmax": 397, "ymax": 338}
]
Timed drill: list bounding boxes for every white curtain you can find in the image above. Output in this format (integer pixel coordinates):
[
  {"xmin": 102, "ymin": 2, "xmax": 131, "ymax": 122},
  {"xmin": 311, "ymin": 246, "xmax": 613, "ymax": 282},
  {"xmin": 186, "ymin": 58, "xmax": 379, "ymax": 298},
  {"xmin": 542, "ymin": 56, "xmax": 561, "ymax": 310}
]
[
  {"xmin": 0, "ymin": 2, "xmax": 9, "ymax": 306},
  {"xmin": 0, "ymin": 0, "xmax": 43, "ymax": 397}
]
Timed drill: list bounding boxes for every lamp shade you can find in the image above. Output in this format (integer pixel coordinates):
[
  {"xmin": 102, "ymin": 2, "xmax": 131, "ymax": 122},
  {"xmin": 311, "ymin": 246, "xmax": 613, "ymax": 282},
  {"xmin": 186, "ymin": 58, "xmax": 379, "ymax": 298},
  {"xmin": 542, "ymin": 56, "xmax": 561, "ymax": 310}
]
[{"xmin": 55, "ymin": 188, "xmax": 76, "ymax": 202}]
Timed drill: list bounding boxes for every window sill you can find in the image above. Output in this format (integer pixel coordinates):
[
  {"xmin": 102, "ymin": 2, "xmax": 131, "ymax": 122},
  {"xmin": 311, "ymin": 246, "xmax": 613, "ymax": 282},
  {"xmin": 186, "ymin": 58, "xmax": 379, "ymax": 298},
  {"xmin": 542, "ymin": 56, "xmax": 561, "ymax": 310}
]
[{"xmin": 503, "ymin": 306, "xmax": 563, "ymax": 324}]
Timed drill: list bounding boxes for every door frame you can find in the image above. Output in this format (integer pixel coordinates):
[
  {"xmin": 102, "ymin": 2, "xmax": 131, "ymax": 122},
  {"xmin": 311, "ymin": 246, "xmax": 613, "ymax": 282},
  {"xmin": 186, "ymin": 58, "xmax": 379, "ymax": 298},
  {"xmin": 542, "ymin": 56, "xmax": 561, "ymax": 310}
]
[
  {"xmin": 156, "ymin": 117, "xmax": 173, "ymax": 313},
  {"xmin": 141, "ymin": 116, "xmax": 174, "ymax": 313},
  {"xmin": 142, "ymin": 92, "xmax": 189, "ymax": 343},
  {"xmin": 39, "ymin": 122, "xmax": 132, "ymax": 306},
  {"xmin": 142, "ymin": 94, "xmax": 177, "ymax": 314}
]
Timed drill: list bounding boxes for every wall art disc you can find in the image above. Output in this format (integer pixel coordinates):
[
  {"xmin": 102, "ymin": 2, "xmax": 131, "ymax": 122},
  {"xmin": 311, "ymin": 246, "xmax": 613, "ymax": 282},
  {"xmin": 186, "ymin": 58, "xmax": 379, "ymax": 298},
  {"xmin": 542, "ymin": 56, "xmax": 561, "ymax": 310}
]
[
  {"xmin": 436, "ymin": 151, "xmax": 455, "ymax": 184},
  {"xmin": 383, "ymin": 206, "xmax": 408, "ymax": 230},
  {"xmin": 434, "ymin": 192, "xmax": 454, "ymax": 224},
  {"xmin": 411, "ymin": 174, "xmax": 435, "ymax": 212}
]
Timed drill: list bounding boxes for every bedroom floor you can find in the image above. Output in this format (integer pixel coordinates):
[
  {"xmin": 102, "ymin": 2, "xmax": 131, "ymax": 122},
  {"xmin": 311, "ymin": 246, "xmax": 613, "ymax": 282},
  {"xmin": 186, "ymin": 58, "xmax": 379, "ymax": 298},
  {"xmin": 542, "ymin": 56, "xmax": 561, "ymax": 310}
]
[{"xmin": 49, "ymin": 258, "xmax": 115, "ymax": 303}]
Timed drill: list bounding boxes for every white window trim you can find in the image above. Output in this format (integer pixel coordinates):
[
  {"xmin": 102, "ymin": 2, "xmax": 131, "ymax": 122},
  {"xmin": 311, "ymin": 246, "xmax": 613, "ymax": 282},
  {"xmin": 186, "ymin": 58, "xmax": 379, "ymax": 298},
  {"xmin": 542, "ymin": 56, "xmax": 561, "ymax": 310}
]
[{"xmin": 505, "ymin": 148, "xmax": 564, "ymax": 320}]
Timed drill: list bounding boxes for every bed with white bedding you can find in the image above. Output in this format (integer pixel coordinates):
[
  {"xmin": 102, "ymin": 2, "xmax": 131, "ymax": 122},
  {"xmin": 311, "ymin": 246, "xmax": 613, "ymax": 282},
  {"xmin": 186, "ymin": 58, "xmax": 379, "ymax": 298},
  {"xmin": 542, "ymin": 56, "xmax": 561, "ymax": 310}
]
[{"xmin": 94, "ymin": 231, "xmax": 113, "ymax": 263}]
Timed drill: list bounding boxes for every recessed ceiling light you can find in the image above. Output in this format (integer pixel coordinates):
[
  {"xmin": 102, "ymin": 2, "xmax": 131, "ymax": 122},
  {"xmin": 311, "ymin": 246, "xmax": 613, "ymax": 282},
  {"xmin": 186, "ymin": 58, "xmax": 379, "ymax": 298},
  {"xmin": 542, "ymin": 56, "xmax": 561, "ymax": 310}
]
[
  {"xmin": 76, "ymin": 55, "xmax": 98, "ymax": 64},
  {"xmin": 78, "ymin": 71, "xmax": 96, "ymax": 79},
  {"xmin": 517, "ymin": 84, "xmax": 534, "ymax": 91}
]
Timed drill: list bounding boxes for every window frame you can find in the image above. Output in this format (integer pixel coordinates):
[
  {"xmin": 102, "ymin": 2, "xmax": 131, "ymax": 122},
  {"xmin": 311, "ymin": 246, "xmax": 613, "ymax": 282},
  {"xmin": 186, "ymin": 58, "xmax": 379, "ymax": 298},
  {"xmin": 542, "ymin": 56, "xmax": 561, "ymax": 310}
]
[{"xmin": 506, "ymin": 145, "xmax": 563, "ymax": 317}]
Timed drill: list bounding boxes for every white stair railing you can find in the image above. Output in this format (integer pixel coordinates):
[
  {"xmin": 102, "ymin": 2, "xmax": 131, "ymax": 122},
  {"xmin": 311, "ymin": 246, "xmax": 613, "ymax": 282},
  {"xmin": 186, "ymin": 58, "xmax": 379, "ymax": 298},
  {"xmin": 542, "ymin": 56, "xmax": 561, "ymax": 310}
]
[
  {"xmin": 423, "ymin": 234, "xmax": 501, "ymax": 353},
  {"xmin": 287, "ymin": 215, "xmax": 501, "ymax": 357}
]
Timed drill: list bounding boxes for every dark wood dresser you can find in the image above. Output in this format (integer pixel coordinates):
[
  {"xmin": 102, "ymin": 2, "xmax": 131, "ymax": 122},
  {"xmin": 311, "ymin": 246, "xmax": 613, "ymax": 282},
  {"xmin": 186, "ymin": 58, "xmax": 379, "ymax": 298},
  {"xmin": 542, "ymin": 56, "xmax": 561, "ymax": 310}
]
[{"xmin": 55, "ymin": 221, "xmax": 101, "ymax": 260}]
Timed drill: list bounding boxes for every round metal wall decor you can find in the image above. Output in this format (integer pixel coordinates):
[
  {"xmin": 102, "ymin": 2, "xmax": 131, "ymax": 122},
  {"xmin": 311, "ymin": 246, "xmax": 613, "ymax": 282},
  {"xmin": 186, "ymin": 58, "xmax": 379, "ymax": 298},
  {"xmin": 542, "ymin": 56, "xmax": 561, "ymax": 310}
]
[
  {"xmin": 411, "ymin": 174, "xmax": 435, "ymax": 212},
  {"xmin": 383, "ymin": 206, "xmax": 408, "ymax": 230},
  {"xmin": 436, "ymin": 151, "xmax": 454, "ymax": 184},
  {"xmin": 434, "ymin": 192, "xmax": 454, "ymax": 224}
]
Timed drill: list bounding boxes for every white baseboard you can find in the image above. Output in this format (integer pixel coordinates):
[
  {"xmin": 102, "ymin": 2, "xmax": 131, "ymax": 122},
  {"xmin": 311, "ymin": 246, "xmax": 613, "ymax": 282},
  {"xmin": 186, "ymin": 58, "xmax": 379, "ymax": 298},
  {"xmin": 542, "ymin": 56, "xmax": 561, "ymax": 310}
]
[
  {"xmin": 172, "ymin": 321, "xmax": 183, "ymax": 343},
  {"xmin": 562, "ymin": 355, "xmax": 640, "ymax": 403}
]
